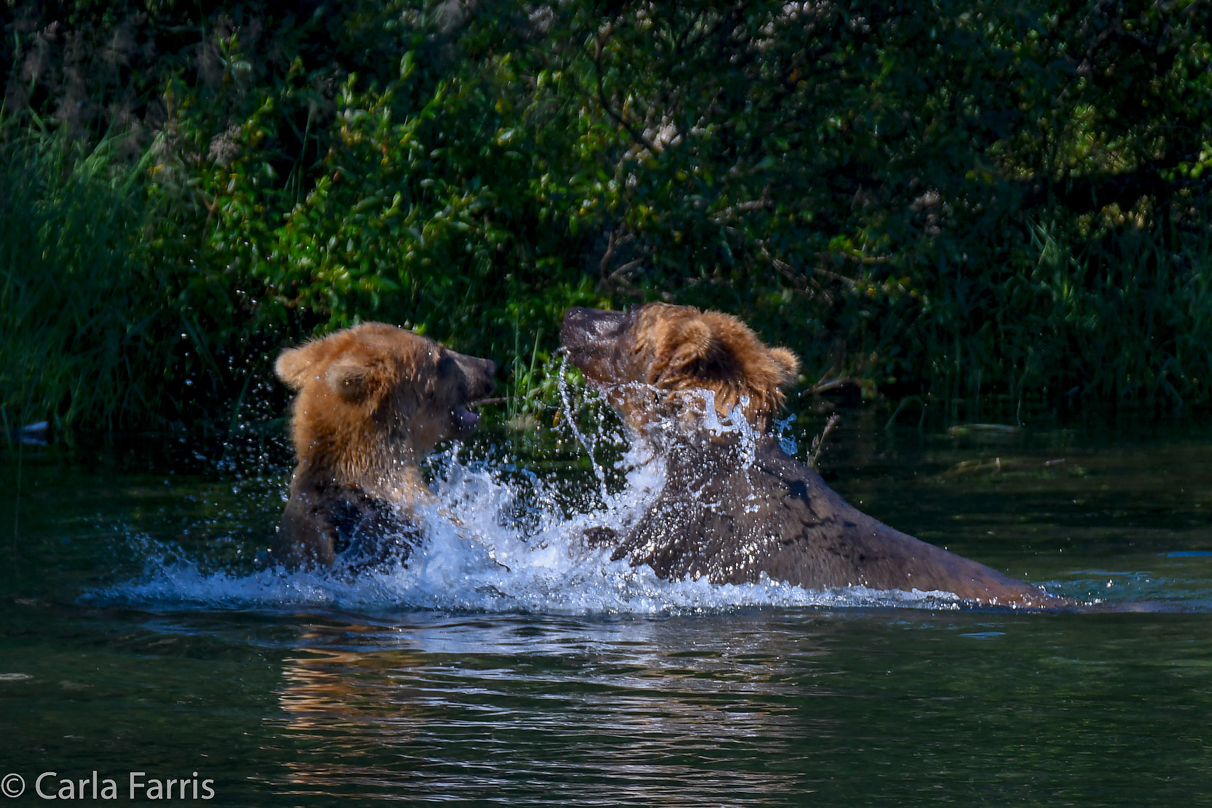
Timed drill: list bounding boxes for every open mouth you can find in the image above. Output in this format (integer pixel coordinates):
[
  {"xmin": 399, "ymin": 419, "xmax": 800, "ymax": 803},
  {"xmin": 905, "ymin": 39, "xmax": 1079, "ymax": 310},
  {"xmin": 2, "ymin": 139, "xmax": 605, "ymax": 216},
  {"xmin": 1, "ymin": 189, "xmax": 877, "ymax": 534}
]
[{"xmin": 455, "ymin": 405, "xmax": 481, "ymax": 430}]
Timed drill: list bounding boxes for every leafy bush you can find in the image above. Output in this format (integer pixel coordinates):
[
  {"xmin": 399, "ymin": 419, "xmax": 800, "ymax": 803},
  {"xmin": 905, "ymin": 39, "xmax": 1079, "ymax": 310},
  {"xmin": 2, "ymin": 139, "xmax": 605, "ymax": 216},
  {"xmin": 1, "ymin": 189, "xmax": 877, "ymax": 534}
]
[{"xmin": 2, "ymin": 0, "xmax": 1211, "ymax": 431}]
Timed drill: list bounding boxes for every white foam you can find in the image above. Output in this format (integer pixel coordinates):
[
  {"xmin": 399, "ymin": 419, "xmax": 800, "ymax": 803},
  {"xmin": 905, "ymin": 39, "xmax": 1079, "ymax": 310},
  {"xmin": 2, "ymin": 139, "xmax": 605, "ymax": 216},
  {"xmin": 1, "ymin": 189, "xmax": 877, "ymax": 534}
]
[{"xmin": 90, "ymin": 392, "xmax": 969, "ymax": 615}]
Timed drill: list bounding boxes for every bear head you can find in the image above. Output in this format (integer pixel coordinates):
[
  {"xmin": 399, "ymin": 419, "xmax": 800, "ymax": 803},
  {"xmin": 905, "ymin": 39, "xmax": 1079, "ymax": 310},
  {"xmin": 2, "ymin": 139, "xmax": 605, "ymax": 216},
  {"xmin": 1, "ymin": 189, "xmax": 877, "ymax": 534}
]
[
  {"xmin": 275, "ymin": 322, "xmax": 496, "ymax": 486},
  {"xmin": 560, "ymin": 303, "xmax": 799, "ymax": 434}
]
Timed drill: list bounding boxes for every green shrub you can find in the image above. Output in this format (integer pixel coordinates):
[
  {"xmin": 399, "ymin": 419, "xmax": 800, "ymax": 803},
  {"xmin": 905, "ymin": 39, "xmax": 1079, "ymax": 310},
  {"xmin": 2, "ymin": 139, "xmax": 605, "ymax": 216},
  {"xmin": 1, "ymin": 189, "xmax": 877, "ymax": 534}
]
[{"xmin": 2, "ymin": 0, "xmax": 1211, "ymax": 432}]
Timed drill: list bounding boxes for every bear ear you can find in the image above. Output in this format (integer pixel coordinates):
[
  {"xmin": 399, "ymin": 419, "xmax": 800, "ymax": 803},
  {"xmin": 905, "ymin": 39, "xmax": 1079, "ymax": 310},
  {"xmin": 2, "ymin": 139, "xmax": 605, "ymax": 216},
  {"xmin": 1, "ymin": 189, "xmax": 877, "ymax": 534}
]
[
  {"xmin": 324, "ymin": 356, "xmax": 376, "ymax": 403},
  {"xmin": 667, "ymin": 319, "xmax": 716, "ymax": 370},
  {"xmin": 768, "ymin": 347, "xmax": 800, "ymax": 386},
  {"xmin": 275, "ymin": 343, "xmax": 323, "ymax": 391}
]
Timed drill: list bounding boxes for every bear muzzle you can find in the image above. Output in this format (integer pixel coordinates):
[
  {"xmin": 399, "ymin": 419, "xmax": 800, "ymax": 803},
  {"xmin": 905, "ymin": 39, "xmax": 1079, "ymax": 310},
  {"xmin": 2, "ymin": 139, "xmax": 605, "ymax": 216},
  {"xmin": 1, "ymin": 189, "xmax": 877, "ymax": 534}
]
[
  {"xmin": 450, "ymin": 352, "xmax": 497, "ymax": 435},
  {"xmin": 560, "ymin": 307, "xmax": 635, "ymax": 385}
]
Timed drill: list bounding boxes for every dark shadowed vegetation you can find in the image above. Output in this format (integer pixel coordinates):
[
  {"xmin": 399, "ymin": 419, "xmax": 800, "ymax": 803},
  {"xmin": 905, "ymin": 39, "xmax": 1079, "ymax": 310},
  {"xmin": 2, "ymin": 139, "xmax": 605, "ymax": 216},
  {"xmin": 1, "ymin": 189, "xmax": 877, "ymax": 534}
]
[{"xmin": 2, "ymin": 0, "xmax": 1211, "ymax": 433}]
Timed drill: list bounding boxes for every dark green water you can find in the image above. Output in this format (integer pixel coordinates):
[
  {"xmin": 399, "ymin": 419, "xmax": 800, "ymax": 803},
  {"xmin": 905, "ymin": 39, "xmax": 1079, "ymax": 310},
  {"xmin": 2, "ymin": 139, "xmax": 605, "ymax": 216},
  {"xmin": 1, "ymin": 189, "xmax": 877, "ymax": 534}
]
[{"xmin": 1, "ymin": 412, "xmax": 1210, "ymax": 806}]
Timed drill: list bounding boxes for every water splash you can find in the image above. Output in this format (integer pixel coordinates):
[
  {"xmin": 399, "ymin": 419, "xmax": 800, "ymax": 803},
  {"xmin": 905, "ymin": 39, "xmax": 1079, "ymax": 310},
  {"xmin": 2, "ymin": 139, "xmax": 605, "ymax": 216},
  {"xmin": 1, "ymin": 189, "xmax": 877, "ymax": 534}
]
[
  {"xmin": 90, "ymin": 387, "xmax": 976, "ymax": 616},
  {"xmin": 697, "ymin": 391, "xmax": 758, "ymax": 468},
  {"xmin": 772, "ymin": 413, "xmax": 798, "ymax": 455},
  {"xmin": 556, "ymin": 353, "xmax": 611, "ymax": 502}
]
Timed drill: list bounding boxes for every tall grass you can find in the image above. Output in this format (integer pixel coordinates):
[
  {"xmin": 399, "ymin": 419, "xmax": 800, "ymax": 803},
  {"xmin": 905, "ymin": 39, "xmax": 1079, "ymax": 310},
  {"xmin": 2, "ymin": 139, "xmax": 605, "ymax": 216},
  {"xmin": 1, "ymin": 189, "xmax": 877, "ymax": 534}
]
[
  {"xmin": 919, "ymin": 216, "xmax": 1212, "ymax": 414},
  {"xmin": 0, "ymin": 117, "xmax": 161, "ymax": 432}
]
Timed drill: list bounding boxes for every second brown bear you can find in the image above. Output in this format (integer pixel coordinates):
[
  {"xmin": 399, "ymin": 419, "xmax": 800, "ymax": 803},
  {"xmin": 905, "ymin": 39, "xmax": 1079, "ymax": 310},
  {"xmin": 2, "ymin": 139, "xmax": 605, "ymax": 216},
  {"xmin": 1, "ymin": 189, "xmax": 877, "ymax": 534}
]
[{"xmin": 561, "ymin": 303, "xmax": 1066, "ymax": 608}]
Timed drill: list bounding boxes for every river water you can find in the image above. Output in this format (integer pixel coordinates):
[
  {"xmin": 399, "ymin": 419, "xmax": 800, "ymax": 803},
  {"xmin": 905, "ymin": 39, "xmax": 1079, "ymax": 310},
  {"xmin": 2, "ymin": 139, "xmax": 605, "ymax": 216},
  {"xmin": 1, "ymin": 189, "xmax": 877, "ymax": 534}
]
[{"xmin": 1, "ymin": 406, "xmax": 1210, "ymax": 805}]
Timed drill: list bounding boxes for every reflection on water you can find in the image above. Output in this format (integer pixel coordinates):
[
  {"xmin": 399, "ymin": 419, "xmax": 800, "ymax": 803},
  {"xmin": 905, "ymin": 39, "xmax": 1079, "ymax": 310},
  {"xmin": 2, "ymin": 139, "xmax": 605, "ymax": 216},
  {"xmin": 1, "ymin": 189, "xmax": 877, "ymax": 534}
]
[
  {"xmin": 1, "ymin": 411, "xmax": 1211, "ymax": 805},
  {"xmin": 260, "ymin": 609, "xmax": 1212, "ymax": 806},
  {"xmin": 271, "ymin": 615, "xmax": 830, "ymax": 804}
]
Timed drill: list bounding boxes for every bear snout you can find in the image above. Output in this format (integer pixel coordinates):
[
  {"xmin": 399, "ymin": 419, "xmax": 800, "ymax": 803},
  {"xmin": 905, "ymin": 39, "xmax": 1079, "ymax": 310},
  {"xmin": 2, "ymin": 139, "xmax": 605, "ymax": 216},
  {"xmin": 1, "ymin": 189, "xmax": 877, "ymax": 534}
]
[
  {"xmin": 560, "ymin": 307, "xmax": 631, "ymax": 351},
  {"xmin": 559, "ymin": 306, "xmax": 590, "ymax": 349},
  {"xmin": 560, "ymin": 306, "xmax": 637, "ymax": 388},
  {"xmin": 452, "ymin": 352, "xmax": 497, "ymax": 401},
  {"xmin": 474, "ymin": 358, "xmax": 498, "ymax": 399}
]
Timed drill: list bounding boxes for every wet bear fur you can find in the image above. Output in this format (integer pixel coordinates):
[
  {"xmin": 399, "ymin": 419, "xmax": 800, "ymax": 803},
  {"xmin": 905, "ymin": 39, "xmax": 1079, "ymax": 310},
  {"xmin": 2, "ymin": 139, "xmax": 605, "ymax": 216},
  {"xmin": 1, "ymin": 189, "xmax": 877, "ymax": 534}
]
[
  {"xmin": 561, "ymin": 303, "xmax": 1064, "ymax": 608},
  {"xmin": 271, "ymin": 323, "xmax": 496, "ymax": 570}
]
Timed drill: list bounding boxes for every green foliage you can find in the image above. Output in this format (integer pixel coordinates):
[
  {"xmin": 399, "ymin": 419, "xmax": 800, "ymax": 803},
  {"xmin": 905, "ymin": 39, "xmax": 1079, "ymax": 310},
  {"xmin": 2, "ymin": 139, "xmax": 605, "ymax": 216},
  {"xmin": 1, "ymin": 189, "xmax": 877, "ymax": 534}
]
[
  {"xmin": 1, "ymin": 0, "xmax": 1211, "ymax": 430},
  {"xmin": 0, "ymin": 119, "xmax": 159, "ymax": 430}
]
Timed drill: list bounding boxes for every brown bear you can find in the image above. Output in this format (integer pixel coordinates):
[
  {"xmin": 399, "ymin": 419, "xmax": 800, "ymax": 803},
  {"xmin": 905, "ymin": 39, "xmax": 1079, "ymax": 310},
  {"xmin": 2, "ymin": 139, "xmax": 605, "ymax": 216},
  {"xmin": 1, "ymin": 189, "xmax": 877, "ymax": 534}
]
[
  {"xmin": 561, "ymin": 303, "xmax": 1066, "ymax": 608},
  {"xmin": 271, "ymin": 322, "xmax": 496, "ymax": 570}
]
